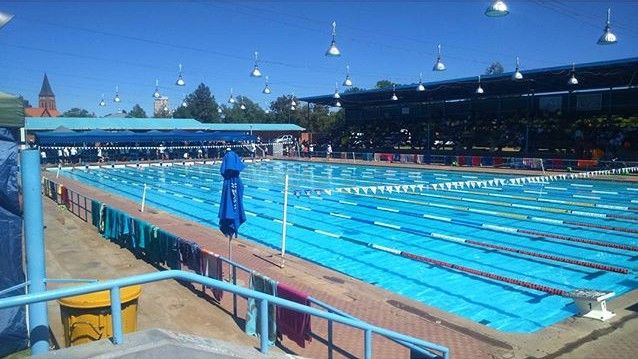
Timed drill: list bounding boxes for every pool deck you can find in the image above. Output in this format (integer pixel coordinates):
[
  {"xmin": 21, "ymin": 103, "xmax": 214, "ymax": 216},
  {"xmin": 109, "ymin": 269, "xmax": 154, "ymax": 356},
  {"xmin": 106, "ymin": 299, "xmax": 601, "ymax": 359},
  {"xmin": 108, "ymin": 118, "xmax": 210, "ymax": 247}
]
[{"xmin": 41, "ymin": 158, "xmax": 638, "ymax": 359}]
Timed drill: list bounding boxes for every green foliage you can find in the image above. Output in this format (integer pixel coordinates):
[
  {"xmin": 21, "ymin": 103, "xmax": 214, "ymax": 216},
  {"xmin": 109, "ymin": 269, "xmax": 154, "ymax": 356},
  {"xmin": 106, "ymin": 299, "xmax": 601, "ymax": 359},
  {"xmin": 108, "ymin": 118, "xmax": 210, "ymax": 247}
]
[
  {"xmin": 223, "ymin": 96, "xmax": 266, "ymax": 123},
  {"xmin": 18, "ymin": 96, "xmax": 32, "ymax": 108},
  {"xmin": 62, "ymin": 107, "xmax": 95, "ymax": 118},
  {"xmin": 375, "ymin": 80, "xmax": 396, "ymax": 89},
  {"xmin": 128, "ymin": 104, "xmax": 147, "ymax": 118},
  {"xmin": 174, "ymin": 83, "xmax": 220, "ymax": 122},
  {"xmin": 485, "ymin": 62, "xmax": 504, "ymax": 75},
  {"xmin": 343, "ymin": 86, "xmax": 365, "ymax": 93}
]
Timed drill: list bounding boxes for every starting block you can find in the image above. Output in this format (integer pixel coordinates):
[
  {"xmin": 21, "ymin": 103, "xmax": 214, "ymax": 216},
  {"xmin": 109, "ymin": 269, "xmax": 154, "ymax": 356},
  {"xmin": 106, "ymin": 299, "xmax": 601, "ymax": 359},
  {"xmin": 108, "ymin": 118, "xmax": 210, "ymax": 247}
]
[{"xmin": 567, "ymin": 289, "xmax": 616, "ymax": 321}]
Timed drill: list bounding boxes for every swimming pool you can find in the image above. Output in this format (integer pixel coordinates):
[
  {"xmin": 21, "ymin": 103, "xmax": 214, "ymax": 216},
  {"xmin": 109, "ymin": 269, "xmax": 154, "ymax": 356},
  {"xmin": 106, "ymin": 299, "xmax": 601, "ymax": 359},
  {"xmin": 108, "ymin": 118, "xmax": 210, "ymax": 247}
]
[{"xmin": 58, "ymin": 160, "xmax": 638, "ymax": 333}]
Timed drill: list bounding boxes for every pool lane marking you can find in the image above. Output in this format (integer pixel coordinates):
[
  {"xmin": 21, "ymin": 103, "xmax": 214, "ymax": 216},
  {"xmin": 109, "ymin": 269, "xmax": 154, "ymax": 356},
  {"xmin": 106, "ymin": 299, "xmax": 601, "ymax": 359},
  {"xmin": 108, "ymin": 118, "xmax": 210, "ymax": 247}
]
[
  {"xmin": 78, "ymin": 169, "xmax": 633, "ymax": 274},
  {"xmin": 116, "ymin": 169, "xmax": 636, "ymax": 273}
]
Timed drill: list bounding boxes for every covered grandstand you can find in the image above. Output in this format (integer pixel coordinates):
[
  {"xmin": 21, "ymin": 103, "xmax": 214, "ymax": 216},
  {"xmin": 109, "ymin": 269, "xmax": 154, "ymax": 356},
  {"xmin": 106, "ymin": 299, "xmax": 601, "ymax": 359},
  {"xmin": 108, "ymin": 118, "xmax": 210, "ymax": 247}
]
[{"xmin": 301, "ymin": 57, "xmax": 638, "ymax": 160}]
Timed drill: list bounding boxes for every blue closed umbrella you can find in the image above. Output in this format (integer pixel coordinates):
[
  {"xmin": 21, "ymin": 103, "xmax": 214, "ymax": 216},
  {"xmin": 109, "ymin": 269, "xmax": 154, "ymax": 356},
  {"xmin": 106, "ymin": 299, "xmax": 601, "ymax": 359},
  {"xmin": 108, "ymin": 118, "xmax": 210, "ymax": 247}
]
[{"xmin": 218, "ymin": 149, "xmax": 246, "ymax": 239}]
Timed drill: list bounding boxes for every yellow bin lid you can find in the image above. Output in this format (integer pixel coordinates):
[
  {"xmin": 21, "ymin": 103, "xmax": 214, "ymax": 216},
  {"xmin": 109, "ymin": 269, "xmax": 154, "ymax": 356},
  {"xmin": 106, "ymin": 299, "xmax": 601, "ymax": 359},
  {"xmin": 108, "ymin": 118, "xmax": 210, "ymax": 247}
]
[{"xmin": 59, "ymin": 285, "xmax": 142, "ymax": 309}]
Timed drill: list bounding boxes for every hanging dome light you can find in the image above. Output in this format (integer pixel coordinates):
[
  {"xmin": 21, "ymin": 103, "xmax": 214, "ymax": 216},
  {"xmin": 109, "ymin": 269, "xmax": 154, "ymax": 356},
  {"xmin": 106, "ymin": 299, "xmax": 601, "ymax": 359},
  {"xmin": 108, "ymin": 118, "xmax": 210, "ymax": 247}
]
[
  {"xmin": 228, "ymin": 88, "xmax": 235, "ymax": 104},
  {"xmin": 568, "ymin": 63, "xmax": 579, "ymax": 86},
  {"xmin": 325, "ymin": 21, "xmax": 341, "ymax": 57},
  {"xmin": 181, "ymin": 99, "xmax": 188, "ymax": 108},
  {"xmin": 342, "ymin": 65, "xmax": 353, "ymax": 86},
  {"xmin": 217, "ymin": 107, "xmax": 223, "ymax": 114},
  {"xmin": 391, "ymin": 85, "xmax": 398, "ymax": 101},
  {"xmin": 176, "ymin": 63, "xmax": 186, "ymax": 86},
  {"xmin": 114, "ymin": 85, "xmax": 121, "ymax": 103},
  {"xmin": 335, "ymin": 100, "xmax": 342, "ymax": 107},
  {"xmin": 416, "ymin": 72, "xmax": 426, "ymax": 92},
  {"xmin": 163, "ymin": 105, "xmax": 169, "ymax": 113},
  {"xmin": 250, "ymin": 51, "xmax": 262, "ymax": 77},
  {"xmin": 485, "ymin": 0, "xmax": 509, "ymax": 17},
  {"xmin": 262, "ymin": 76, "xmax": 271, "ymax": 94},
  {"xmin": 240, "ymin": 103, "xmax": 246, "ymax": 110},
  {"xmin": 291, "ymin": 97, "xmax": 297, "ymax": 107},
  {"xmin": 476, "ymin": 76, "xmax": 484, "ymax": 94},
  {"xmin": 333, "ymin": 82, "xmax": 341, "ymax": 99},
  {"xmin": 597, "ymin": 8, "xmax": 617, "ymax": 45},
  {"xmin": 433, "ymin": 44, "xmax": 446, "ymax": 71},
  {"xmin": 512, "ymin": 57, "xmax": 523, "ymax": 80},
  {"xmin": 153, "ymin": 79, "xmax": 161, "ymax": 98},
  {"xmin": 0, "ymin": 11, "xmax": 15, "ymax": 29},
  {"xmin": 99, "ymin": 94, "xmax": 106, "ymax": 107},
  {"xmin": 290, "ymin": 105, "xmax": 296, "ymax": 111}
]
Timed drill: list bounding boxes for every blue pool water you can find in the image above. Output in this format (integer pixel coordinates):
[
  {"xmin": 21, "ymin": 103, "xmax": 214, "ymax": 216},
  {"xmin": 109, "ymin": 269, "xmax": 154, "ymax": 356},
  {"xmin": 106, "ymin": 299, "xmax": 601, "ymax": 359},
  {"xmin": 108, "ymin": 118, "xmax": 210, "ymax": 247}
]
[{"xmin": 59, "ymin": 160, "xmax": 638, "ymax": 333}]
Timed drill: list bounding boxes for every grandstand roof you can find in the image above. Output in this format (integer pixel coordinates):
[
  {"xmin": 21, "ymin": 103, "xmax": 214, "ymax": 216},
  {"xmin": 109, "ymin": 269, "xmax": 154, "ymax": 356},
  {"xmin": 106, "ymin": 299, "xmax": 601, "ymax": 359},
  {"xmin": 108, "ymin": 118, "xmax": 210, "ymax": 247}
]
[
  {"xmin": 25, "ymin": 117, "xmax": 305, "ymax": 131},
  {"xmin": 300, "ymin": 57, "xmax": 638, "ymax": 107}
]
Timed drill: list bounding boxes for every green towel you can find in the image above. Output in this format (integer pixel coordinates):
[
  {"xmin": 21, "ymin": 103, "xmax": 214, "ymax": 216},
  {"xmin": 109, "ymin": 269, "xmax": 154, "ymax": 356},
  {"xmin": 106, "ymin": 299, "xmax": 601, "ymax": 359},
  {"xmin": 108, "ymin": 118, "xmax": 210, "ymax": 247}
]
[{"xmin": 245, "ymin": 272, "xmax": 277, "ymax": 346}]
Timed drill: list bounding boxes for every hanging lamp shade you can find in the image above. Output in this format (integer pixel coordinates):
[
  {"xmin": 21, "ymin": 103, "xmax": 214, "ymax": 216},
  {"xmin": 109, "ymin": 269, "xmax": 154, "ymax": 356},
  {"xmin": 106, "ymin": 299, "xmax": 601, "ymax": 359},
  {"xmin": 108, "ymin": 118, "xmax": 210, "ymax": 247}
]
[
  {"xmin": 333, "ymin": 82, "xmax": 341, "ymax": 99},
  {"xmin": 291, "ymin": 97, "xmax": 297, "ymax": 107},
  {"xmin": 114, "ymin": 86, "xmax": 121, "ymax": 103},
  {"xmin": 250, "ymin": 51, "xmax": 262, "ymax": 77},
  {"xmin": 0, "ymin": 11, "xmax": 14, "ymax": 29},
  {"xmin": 163, "ymin": 105, "xmax": 169, "ymax": 112},
  {"xmin": 153, "ymin": 79, "xmax": 161, "ymax": 98},
  {"xmin": 512, "ymin": 57, "xmax": 523, "ymax": 80},
  {"xmin": 433, "ymin": 44, "xmax": 446, "ymax": 71},
  {"xmin": 568, "ymin": 63, "xmax": 579, "ymax": 86},
  {"xmin": 476, "ymin": 76, "xmax": 484, "ymax": 94},
  {"xmin": 417, "ymin": 72, "xmax": 426, "ymax": 92},
  {"xmin": 262, "ymin": 76, "xmax": 271, "ymax": 94},
  {"xmin": 391, "ymin": 85, "xmax": 398, "ymax": 101},
  {"xmin": 228, "ymin": 89, "xmax": 235, "ymax": 104},
  {"xmin": 176, "ymin": 64, "xmax": 186, "ymax": 86},
  {"xmin": 485, "ymin": 0, "xmax": 509, "ymax": 17},
  {"xmin": 597, "ymin": 9, "xmax": 617, "ymax": 45},
  {"xmin": 99, "ymin": 94, "xmax": 106, "ymax": 107},
  {"xmin": 240, "ymin": 103, "xmax": 246, "ymax": 110},
  {"xmin": 181, "ymin": 99, "xmax": 188, "ymax": 107},
  {"xmin": 325, "ymin": 21, "xmax": 341, "ymax": 57},
  {"xmin": 217, "ymin": 107, "xmax": 223, "ymax": 114},
  {"xmin": 290, "ymin": 105, "xmax": 296, "ymax": 111},
  {"xmin": 335, "ymin": 100, "xmax": 342, "ymax": 107},
  {"xmin": 342, "ymin": 65, "xmax": 353, "ymax": 86}
]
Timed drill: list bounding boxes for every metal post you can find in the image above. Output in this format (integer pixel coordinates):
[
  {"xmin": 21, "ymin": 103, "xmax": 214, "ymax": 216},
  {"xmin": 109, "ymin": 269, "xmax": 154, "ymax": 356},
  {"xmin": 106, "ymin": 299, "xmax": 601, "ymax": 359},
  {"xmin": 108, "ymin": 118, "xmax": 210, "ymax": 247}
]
[
  {"xmin": 110, "ymin": 286, "xmax": 123, "ymax": 344},
  {"xmin": 364, "ymin": 329, "xmax": 373, "ymax": 359},
  {"xmin": 21, "ymin": 149, "xmax": 49, "ymax": 355},
  {"xmin": 140, "ymin": 183, "xmax": 148, "ymax": 212},
  {"xmin": 328, "ymin": 319, "xmax": 334, "ymax": 359},
  {"xmin": 232, "ymin": 265, "xmax": 237, "ymax": 317},
  {"xmin": 280, "ymin": 174, "xmax": 289, "ymax": 267},
  {"xmin": 259, "ymin": 298, "xmax": 269, "ymax": 354}
]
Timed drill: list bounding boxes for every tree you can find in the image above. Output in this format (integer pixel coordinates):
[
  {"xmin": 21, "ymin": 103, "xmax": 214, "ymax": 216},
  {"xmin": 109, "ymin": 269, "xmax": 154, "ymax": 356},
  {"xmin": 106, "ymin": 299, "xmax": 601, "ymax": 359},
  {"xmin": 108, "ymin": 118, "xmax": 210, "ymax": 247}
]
[
  {"xmin": 18, "ymin": 96, "xmax": 32, "ymax": 108},
  {"xmin": 173, "ymin": 83, "xmax": 220, "ymax": 122},
  {"xmin": 485, "ymin": 62, "xmax": 504, "ymax": 75},
  {"xmin": 128, "ymin": 104, "xmax": 147, "ymax": 118},
  {"xmin": 223, "ymin": 96, "xmax": 265, "ymax": 123},
  {"xmin": 375, "ymin": 80, "xmax": 397, "ymax": 89},
  {"xmin": 62, "ymin": 108, "xmax": 95, "ymax": 117},
  {"xmin": 343, "ymin": 86, "xmax": 365, "ymax": 93}
]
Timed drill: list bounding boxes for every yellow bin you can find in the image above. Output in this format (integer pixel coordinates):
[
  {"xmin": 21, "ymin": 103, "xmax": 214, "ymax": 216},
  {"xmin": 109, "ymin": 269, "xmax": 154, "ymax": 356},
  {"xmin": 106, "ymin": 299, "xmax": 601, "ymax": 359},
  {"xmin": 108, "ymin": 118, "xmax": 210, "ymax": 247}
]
[{"xmin": 58, "ymin": 285, "xmax": 142, "ymax": 346}]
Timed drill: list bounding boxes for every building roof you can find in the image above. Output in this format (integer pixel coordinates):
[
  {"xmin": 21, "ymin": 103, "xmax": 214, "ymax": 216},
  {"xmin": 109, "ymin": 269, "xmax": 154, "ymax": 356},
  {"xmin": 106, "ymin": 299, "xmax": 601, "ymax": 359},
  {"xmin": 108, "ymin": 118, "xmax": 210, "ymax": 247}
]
[
  {"xmin": 24, "ymin": 107, "xmax": 61, "ymax": 117},
  {"xmin": 39, "ymin": 73, "xmax": 55, "ymax": 97},
  {"xmin": 25, "ymin": 117, "xmax": 305, "ymax": 131},
  {"xmin": 300, "ymin": 57, "xmax": 638, "ymax": 107}
]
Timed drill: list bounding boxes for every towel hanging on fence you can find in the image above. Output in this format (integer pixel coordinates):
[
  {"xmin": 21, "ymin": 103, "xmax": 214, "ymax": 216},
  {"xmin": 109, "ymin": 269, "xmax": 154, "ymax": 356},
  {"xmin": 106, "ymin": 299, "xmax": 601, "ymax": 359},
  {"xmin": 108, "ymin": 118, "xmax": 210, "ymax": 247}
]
[
  {"xmin": 245, "ymin": 272, "xmax": 277, "ymax": 346},
  {"xmin": 178, "ymin": 239, "xmax": 201, "ymax": 274},
  {"xmin": 201, "ymin": 252, "xmax": 224, "ymax": 301},
  {"xmin": 276, "ymin": 282, "xmax": 312, "ymax": 348}
]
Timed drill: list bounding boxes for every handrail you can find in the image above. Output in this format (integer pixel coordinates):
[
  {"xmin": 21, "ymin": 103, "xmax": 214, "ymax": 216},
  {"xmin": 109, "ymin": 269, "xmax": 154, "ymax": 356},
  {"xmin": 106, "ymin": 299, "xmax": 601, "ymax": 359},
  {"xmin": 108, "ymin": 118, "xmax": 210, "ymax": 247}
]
[
  {"xmin": 0, "ymin": 270, "xmax": 449, "ymax": 359},
  {"xmin": 218, "ymin": 255, "xmax": 440, "ymax": 358}
]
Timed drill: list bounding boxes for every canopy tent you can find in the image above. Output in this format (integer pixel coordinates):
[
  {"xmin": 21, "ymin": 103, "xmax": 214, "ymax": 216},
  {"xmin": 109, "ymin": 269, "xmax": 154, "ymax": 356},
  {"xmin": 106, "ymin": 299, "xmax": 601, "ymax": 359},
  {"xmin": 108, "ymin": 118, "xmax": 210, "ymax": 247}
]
[
  {"xmin": 0, "ymin": 92, "xmax": 24, "ymax": 128},
  {"xmin": 34, "ymin": 130, "xmax": 256, "ymax": 146}
]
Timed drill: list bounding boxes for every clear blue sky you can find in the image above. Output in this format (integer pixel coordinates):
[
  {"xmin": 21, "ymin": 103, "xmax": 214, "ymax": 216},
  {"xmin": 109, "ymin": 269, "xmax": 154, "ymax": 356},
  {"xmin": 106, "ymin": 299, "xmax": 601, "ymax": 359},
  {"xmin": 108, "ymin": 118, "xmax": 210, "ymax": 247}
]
[{"xmin": 0, "ymin": 1, "xmax": 636, "ymax": 117}]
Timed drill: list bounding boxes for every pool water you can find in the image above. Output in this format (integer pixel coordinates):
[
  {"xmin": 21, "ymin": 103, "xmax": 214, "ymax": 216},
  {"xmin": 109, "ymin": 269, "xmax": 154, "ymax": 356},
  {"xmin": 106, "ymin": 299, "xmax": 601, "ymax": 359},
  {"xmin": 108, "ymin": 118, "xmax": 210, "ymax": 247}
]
[{"xmin": 59, "ymin": 160, "xmax": 638, "ymax": 333}]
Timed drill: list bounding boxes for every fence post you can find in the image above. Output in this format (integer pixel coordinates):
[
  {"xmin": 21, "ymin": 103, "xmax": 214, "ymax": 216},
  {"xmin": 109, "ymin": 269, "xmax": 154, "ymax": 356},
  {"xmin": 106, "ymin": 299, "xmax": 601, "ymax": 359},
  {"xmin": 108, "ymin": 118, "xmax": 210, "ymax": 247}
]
[
  {"xmin": 110, "ymin": 286, "xmax": 123, "ymax": 345},
  {"xmin": 364, "ymin": 329, "xmax": 373, "ymax": 359},
  {"xmin": 280, "ymin": 174, "xmax": 289, "ymax": 267},
  {"xmin": 328, "ymin": 319, "xmax": 334, "ymax": 359},
  {"xmin": 232, "ymin": 265, "xmax": 238, "ymax": 317},
  {"xmin": 259, "ymin": 298, "xmax": 269, "ymax": 354}
]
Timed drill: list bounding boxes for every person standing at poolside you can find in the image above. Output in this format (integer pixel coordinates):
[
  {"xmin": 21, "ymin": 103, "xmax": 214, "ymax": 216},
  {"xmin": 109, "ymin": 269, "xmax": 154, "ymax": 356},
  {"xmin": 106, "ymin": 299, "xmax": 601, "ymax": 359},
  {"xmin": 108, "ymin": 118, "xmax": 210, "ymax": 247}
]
[{"xmin": 326, "ymin": 143, "xmax": 333, "ymax": 160}]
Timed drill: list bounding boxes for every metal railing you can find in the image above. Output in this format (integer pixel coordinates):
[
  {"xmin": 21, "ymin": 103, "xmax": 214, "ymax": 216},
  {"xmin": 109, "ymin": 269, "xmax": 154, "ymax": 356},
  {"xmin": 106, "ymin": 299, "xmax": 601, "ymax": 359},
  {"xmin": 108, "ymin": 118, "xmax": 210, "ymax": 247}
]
[{"xmin": 0, "ymin": 270, "xmax": 449, "ymax": 359}]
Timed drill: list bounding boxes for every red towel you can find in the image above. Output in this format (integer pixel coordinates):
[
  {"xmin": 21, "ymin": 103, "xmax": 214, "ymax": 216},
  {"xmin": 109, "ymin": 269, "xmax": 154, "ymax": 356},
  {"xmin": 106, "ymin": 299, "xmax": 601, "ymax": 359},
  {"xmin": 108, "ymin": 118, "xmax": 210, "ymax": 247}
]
[{"xmin": 276, "ymin": 282, "xmax": 312, "ymax": 348}]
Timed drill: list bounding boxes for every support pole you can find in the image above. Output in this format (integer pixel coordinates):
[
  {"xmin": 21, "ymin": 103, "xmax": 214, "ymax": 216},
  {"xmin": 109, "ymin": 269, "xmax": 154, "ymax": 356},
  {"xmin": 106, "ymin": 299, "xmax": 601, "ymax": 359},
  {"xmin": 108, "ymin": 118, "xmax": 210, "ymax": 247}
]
[
  {"xmin": 140, "ymin": 184, "xmax": 148, "ymax": 212},
  {"xmin": 110, "ymin": 286, "xmax": 123, "ymax": 344},
  {"xmin": 280, "ymin": 174, "xmax": 289, "ymax": 267},
  {"xmin": 21, "ymin": 149, "xmax": 49, "ymax": 355}
]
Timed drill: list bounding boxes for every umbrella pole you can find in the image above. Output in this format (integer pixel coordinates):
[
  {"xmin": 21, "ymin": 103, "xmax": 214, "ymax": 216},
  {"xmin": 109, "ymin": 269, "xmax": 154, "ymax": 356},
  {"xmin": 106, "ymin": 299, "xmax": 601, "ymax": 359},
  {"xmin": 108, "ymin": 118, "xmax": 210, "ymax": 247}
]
[
  {"xmin": 280, "ymin": 174, "xmax": 289, "ymax": 268},
  {"xmin": 228, "ymin": 235, "xmax": 232, "ymax": 281}
]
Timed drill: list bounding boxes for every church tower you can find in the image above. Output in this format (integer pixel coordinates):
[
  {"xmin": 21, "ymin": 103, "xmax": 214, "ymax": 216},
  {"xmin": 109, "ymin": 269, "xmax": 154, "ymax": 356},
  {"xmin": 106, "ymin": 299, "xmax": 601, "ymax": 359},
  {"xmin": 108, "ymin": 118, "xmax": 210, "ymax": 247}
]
[{"xmin": 38, "ymin": 73, "xmax": 56, "ymax": 111}]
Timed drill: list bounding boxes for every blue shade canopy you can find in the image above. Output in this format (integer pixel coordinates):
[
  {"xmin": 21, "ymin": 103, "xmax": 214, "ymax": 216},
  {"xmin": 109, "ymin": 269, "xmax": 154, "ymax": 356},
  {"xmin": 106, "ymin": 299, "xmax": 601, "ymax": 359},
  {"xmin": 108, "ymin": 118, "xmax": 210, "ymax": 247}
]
[
  {"xmin": 34, "ymin": 130, "xmax": 256, "ymax": 145},
  {"xmin": 218, "ymin": 150, "xmax": 246, "ymax": 237}
]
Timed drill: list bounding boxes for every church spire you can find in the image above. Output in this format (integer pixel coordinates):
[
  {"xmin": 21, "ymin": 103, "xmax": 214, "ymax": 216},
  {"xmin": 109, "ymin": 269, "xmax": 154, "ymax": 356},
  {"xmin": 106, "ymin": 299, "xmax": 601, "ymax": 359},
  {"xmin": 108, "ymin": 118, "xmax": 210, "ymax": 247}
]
[{"xmin": 39, "ymin": 73, "xmax": 55, "ymax": 97}]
